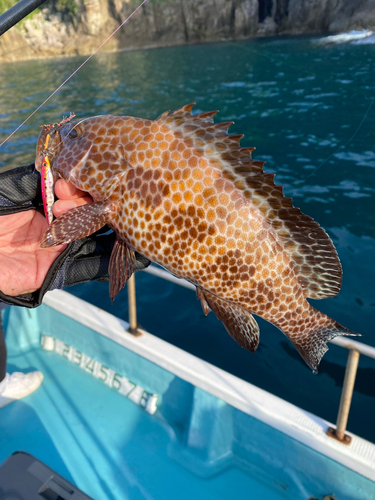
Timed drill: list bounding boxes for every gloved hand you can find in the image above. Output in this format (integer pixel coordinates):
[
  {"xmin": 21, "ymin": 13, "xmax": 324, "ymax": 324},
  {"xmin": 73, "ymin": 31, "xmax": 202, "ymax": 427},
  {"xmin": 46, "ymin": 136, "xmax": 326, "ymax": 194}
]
[{"xmin": 0, "ymin": 164, "xmax": 150, "ymax": 308}]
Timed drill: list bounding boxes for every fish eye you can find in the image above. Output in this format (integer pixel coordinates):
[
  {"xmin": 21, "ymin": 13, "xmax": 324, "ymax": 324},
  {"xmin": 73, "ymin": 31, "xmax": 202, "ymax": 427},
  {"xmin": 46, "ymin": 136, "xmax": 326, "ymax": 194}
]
[{"xmin": 68, "ymin": 124, "xmax": 83, "ymax": 140}]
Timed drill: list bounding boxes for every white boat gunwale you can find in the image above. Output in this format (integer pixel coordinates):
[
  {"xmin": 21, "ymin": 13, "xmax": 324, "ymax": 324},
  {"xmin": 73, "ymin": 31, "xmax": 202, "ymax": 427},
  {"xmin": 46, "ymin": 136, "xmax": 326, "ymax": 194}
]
[{"xmin": 42, "ymin": 288, "xmax": 375, "ymax": 483}]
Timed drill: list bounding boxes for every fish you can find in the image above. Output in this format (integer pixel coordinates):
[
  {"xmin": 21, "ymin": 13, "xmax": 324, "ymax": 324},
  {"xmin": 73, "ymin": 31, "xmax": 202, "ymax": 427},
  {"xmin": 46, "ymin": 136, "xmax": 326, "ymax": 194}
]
[{"xmin": 35, "ymin": 103, "xmax": 358, "ymax": 372}]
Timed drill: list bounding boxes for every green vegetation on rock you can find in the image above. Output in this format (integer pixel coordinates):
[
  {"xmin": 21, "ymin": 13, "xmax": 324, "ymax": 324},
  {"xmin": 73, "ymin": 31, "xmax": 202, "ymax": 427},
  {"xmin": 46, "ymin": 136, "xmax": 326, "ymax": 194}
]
[
  {"xmin": 56, "ymin": 0, "xmax": 78, "ymax": 18},
  {"xmin": 0, "ymin": 0, "xmax": 17, "ymax": 15},
  {"xmin": 0, "ymin": 0, "xmax": 40, "ymax": 22}
]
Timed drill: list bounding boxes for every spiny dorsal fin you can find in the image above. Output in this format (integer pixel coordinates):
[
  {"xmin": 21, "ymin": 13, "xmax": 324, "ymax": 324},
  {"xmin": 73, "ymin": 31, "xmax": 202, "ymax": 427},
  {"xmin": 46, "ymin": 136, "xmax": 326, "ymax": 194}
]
[
  {"xmin": 157, "ymin": 110, "xmax": 170, "ymax": 120},
  {"xmin": 164, "ymin": 103, "xmax": 196, "ymax": 123},
  {"xmin": 195, "ymin": 110, "xmax": 220, "ymax": 122},
  {"xmin": 159, "ymin": 104, "xmax": 342, "ymax": 300}
]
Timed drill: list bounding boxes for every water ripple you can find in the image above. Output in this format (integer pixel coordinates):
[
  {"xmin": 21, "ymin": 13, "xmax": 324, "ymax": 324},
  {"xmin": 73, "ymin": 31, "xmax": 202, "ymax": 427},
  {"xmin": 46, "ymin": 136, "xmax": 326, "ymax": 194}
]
[{"xmin": 334, "ymin": 151, "xmax": 375, "ymax": 168}]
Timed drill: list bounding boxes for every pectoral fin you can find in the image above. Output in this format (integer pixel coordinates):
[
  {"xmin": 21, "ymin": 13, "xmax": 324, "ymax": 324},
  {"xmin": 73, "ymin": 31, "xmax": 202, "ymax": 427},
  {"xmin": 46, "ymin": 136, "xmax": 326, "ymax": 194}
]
[
  {"xmin": 41, "ymin": 202, "xmax": 116, "ymax": 247},
  {"xmin": 109, "ymin": 237, "xmax": 135, "ymax": 301},
  {"xmin": 202, "ymin": 289, "xmax": 260, "ymax": 352}
]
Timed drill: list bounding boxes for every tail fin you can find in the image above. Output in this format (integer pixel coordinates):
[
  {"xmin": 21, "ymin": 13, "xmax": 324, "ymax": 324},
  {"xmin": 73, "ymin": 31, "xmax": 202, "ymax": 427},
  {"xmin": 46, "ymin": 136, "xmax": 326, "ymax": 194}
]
[{"xmin": 289, "ymin": 315, "xmax": 359, "ymax": 373}]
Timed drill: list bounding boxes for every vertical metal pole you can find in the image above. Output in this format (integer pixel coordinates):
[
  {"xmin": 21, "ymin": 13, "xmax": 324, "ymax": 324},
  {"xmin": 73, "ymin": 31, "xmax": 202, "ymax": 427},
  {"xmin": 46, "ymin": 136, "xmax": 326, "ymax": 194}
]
[
  {"xmin": 127, "ymin": 274, "xmax": 139, "ymax": 335},
  {"xmin": 335, "ymin": 349, "xmax": 360, "ymax": 440},
  {"xmin": 327, "ymin": 349, "xmax": 360, "ymax": 443}
]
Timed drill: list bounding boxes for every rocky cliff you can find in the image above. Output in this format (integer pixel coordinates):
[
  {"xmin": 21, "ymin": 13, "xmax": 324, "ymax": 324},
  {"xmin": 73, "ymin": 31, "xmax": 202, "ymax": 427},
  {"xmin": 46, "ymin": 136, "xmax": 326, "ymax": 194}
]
[{"xmin": 1, "ymin": 0, "xmax": 375, "ymax": 63}]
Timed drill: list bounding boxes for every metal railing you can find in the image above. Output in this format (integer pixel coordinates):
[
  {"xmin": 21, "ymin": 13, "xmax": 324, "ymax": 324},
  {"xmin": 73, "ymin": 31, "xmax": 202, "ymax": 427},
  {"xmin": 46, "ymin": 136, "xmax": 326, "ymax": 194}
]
[
  {"xmin": 127, "ymin": 265, "xmax": 375, "ymax": 445},
  {"xmin": 327, "ymin": 336, "xmax": 375, "ymax": 444}
]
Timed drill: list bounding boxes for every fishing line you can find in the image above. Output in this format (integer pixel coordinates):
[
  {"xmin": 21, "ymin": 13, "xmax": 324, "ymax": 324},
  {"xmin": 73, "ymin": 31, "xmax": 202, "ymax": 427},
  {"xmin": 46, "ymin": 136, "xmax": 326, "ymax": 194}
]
[
  {"xmin": 0, "ymin": 0, "xmax": 148, "ymax": 150},
  {"xmin": 294, "ymin": 96, "xmax": 375, "ymax": 185}
]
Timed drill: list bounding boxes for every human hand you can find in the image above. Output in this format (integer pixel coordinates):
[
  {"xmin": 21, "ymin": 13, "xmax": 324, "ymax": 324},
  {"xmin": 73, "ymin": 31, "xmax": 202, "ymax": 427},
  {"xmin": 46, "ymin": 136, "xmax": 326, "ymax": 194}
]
[
  {"xmin": 53, "ymin": 179, "xmax": 93, "ymax": 217},
  {"xmin": 0, "ymin": 179, "xmax": 92, "ymax": 296}
]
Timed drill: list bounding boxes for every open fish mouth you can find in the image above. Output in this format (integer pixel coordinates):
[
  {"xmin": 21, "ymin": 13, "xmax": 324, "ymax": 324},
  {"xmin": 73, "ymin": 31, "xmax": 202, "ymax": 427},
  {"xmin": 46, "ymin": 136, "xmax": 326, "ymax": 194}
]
[
  {"xmin": 35, "ymin": 113, "xmax": 77, "ymax": 224},
  {"xmin": 35, "ymin": 113, "xmax": 77, "ymax": 172}
]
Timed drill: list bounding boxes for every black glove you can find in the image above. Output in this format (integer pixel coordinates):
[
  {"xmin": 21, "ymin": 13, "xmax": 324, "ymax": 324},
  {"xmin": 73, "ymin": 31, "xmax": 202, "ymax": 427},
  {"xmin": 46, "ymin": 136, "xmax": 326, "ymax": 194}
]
[
  {"xmin": 0, "ymin": 164, "xmax": 150, "ymax": 308},
  {"xmin": 0, "ymin": 164, "xmax": 42, "ymax": 214}
]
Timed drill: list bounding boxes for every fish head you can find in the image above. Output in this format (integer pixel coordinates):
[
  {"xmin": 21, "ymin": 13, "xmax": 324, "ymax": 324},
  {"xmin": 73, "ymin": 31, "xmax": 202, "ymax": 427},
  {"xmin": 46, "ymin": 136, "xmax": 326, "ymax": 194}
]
[{"xmin": 35, "ymin": 115, "xmax": 129, "ymax": 199}]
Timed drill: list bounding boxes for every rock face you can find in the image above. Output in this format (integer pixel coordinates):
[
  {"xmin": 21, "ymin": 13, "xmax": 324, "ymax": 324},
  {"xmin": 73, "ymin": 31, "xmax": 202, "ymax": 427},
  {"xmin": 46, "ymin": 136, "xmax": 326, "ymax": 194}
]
[
  {"xmin": 0, "ymin": 0, "xmax": 374, "ymax": 62},
  {"xmin": 283, "ymin": 0, "xmax": 375, "ymax": 33}
]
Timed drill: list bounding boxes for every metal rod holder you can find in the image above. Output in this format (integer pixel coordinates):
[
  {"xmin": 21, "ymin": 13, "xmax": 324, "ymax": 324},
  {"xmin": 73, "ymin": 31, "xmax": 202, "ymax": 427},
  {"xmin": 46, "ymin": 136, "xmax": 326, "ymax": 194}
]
[
  {"xmin": 327, "ymin": 349, "xmax": 360, "ymax": 444},
  {"xmin": 127, "ymin": 274, "xmax": 141, "ymax": 336}
]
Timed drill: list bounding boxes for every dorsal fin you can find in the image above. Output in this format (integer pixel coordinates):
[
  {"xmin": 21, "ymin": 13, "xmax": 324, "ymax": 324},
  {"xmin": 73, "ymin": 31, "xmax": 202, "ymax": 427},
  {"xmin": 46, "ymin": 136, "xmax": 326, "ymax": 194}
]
[
  {"xmin": 157, "ymin": 110, "xmax": 170, "ymax": 120},
  {"xmin": 160, "ymin": 103, "xmax": 342, "ymax": 300}
]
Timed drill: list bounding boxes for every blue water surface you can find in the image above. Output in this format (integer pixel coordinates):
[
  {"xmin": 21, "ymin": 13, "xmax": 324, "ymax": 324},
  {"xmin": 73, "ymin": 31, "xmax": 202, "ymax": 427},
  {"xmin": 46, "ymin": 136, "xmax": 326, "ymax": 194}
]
[{"xmin": 0, "ymin": 36, "xmax": 374, "ymax": 442}]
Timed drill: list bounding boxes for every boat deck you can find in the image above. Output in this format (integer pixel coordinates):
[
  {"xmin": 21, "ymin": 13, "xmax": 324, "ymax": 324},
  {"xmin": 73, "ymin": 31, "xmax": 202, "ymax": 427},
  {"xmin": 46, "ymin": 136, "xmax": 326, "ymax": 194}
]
[
  {"xmin": 0, "ymin": 331, "xmax": 284, "ymax": 500},
  {"xmin": 1, "ymin": 292, "xmax": 374, "ymax": 500}
]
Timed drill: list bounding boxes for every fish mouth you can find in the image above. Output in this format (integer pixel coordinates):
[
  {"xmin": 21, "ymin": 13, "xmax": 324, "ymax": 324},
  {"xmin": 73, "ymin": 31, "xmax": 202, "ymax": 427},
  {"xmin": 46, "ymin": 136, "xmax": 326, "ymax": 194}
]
[
  {"xmin": 36, "ymin": 113, "xmax": 77, "ymax": 172},
  {"xmin": 35, "ymin": 126, "xmax": 63, "ymax": 172}
]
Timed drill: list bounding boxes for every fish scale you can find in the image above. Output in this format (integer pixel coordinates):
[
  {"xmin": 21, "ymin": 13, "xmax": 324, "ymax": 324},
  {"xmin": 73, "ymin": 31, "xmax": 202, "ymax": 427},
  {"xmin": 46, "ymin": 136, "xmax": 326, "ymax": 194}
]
[{"xmin": 35, "ymin": 103, "xmax": 358, "ymax": 372}]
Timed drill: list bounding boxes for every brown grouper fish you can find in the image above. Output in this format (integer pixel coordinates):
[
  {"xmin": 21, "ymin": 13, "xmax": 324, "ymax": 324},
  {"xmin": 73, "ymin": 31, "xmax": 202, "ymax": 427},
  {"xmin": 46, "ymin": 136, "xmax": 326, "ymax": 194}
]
[{"xmin": 35, "ymin": 104, "xmax": 357, "ymax": 372}]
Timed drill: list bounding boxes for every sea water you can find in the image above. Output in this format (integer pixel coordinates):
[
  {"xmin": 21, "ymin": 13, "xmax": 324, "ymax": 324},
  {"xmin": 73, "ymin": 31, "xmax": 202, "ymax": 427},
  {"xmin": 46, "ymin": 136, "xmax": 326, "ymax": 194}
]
[{"xmin": 0, "ymin": 35, "xmax": 374, "ymax": 442}]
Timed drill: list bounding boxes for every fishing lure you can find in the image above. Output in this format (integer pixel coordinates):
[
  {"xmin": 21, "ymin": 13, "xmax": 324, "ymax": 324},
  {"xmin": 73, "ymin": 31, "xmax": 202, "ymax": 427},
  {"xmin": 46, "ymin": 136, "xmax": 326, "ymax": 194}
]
[
  {"xmin": 39, "ymin": 112, "xmax": 76, "ymax": 224},
  {"xmin": 41, "ymin": 154, "xmax": 54, "ymax": 225}
]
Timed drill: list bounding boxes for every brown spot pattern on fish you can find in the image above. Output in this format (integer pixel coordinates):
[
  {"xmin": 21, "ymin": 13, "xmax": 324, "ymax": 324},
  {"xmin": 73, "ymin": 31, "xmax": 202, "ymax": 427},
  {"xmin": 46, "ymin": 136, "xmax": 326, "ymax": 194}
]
[{"xmin": 35, "ymin": 103, "xmax": 358, "ymax": 372}]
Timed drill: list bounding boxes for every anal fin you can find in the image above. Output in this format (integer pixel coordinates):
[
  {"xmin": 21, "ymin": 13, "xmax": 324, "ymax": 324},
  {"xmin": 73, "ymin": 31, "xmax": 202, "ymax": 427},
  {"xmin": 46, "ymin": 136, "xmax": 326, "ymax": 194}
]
[
  {"xmin": 41, "ymin": 202, "xmax": 116, "ymax": 247},
  {"xmin": 202, "ymin": 289, "xmax": 260, "ymax": 352},
  {"xmin": 109, "ymin": 237, "xmax": 135, "ymax": 301}
]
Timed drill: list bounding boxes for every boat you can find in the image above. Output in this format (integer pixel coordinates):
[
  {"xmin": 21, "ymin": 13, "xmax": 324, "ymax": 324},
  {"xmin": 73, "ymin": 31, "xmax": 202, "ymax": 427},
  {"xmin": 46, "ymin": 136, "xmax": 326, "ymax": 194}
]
[{"xmin": 1, "ymin": 267, "xmax": 374, "ymax": 499}]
